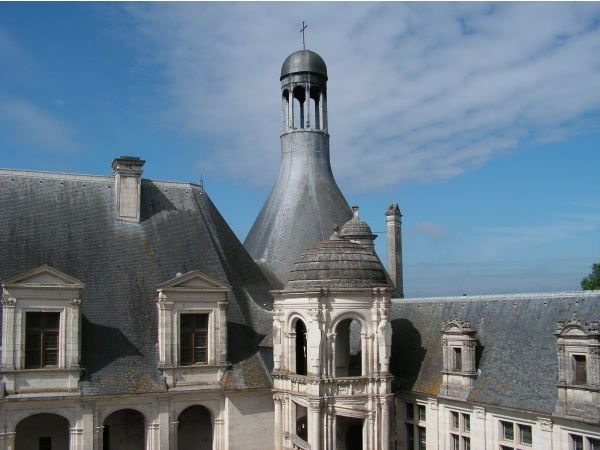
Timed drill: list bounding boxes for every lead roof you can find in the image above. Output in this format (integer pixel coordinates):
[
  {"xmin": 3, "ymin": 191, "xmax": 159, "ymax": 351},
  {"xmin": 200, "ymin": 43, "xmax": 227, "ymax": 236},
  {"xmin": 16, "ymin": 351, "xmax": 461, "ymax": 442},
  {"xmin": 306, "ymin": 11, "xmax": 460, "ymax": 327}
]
[{"xmin": 0, "ymin": 169, "xmax": 275, "ymax": 395}]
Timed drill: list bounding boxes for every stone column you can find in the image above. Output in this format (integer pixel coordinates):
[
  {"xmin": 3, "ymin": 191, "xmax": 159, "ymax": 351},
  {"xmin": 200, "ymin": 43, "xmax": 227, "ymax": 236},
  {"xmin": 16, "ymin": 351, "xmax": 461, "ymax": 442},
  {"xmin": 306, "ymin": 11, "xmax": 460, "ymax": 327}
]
[
  {"xmin": 4, "ymin": 432, "xmax": 15, "ymax": 450},
  {"xmin": 157, "ymin": 292, "xmax": 173, "ymax": 368},
  {"xmin": 94, "ymin": 426, "xmax": 104, "ymax": 450},
  {"xmin": 169, "ymin": 422, "xmax": 178, "ymax": 450},
  {"xmin": 308, "ymin": 400, "xmax": 321, "ymax": 450},
  {"xmin": 69, "ymin": 427, "xmax": 83, "ymax": 450},
  {"xmin": 218, "ymin": 301, "xmax": 228, "ymax": 365},
  {"xmin": 147, "ymin": 422, "xmax": 160, "ymax": 450},
  {"xmin": 212, "ymin": 419, "xmax": 224, "ymax": 450},
  {"xmin": 472, "ymin": 407, "xmax": 486, "ymax": 450},
  {"xmin": 380, "ymin": 397, "xmax": 392, "ymax": 450},
  {"xmin": 68, "ymin": 298, "xmax": 82, "ymax": 369},
  {"xmin": 537, "ymin": 418, "xmax": 553, "ymax": 450},
  {"xmin": 274, "ymin": 395, "xmax": 283, "ymax": 450},
  {"xmin": 1, "ymin": 296, "xmax": 16, "ymax": 370},
  {"xmin": 361, "ymin": 332, "xmax": 368, "ymax": 376}
]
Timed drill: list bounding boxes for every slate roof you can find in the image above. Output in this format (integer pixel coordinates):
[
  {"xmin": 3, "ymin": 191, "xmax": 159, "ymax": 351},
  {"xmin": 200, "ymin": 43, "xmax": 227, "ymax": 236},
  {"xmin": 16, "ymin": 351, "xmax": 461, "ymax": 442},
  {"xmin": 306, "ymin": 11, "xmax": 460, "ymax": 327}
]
[
  {"xmin": 389, "ymin": 291, "xmax": 600, "ymax": 415},
  {"xmin": 0, "ymin": 168, "xmax": 275, "ymax": 395}
]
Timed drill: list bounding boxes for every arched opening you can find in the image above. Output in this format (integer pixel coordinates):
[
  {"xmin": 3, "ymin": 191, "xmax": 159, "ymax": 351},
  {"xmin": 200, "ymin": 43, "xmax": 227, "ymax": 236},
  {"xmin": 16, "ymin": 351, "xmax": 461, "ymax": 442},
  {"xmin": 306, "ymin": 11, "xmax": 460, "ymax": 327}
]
[
  {"xmin": 295, "ymin": 319, "xmax": 308, "ymax": 376},
  {"xmin": 282, "ymin": 90, "xmax": 290, "ymax": 131},
  {"xmin": 335, "ymin": 318, "xmax": 363, "ymax": 377},
  {"xmin": 103, "ymin": 409, "xmax": 145, "ymax": 450},
  {"xmin": 335, "ymin": 416, "xmax": 364, "ymax": 450},
  {"xmin": 293, "ymin": 86, "xmax": 306, "ymax": 129},
  {"xmin": 178, "ymin": 405, "xmax": 213, "ymax": 450},
  {"xmin": 15, "ymin": 413, "xmax": 69, "ymax": 450},
  {"xmin": 310, "ymin": 86, "xmax": 321, "ymax": 130}
]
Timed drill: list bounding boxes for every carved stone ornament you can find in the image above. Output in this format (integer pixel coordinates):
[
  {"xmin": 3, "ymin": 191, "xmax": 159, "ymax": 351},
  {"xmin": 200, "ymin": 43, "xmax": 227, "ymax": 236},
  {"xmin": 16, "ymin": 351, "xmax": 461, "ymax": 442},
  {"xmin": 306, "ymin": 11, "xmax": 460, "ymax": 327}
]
[
  {"xmin": 70, "ymin": 298, "xmax": 82, "ymax": 307},
  {"xmin": 1, "ymin": 294, "xmax": 16, "ymax": 307},
  {"xmin": 474, "ymin": 407, "xmax": 486, "ymax": 419},
  {"xmin": 556, "ymin": 313, "xmax": 600, "ymax": 335},
  {"xmin": 538, "ymin": 419, "xmax": 553, "ymax": 432},
  {"xmin": 309, "ymin": 400, "xmax": 323, "ymax": 413},
  {"xmin": 441, "ymin": 313, "xmax": 473, "ymax": 333},
  {"xmin": 428, "ymin": 399, "xmax": 438, "ymax": 410}
]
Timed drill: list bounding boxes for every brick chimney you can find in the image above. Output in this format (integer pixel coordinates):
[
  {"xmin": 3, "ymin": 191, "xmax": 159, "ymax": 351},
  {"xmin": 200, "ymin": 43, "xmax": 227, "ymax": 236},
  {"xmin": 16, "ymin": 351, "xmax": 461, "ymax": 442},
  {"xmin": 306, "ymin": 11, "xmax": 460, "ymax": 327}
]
[{"xmin": 112, "ymin": 156, "xmax": 145, "ymax": 223}]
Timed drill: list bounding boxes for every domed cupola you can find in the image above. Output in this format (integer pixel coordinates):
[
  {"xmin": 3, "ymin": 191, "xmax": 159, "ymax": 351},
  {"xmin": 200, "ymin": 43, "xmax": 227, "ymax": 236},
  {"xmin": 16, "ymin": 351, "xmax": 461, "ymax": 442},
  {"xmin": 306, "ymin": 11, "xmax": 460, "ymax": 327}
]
[
  {"xmin": 280, "ymin": 49, "xmax": 328, "ymax": 79},
  {"xmin": 340, "ymin": 205, "xmax": 377, "ymax": 249},
  {"xmin": 285, "ymin": 227, "xmax": 388, "ymax": 291}
]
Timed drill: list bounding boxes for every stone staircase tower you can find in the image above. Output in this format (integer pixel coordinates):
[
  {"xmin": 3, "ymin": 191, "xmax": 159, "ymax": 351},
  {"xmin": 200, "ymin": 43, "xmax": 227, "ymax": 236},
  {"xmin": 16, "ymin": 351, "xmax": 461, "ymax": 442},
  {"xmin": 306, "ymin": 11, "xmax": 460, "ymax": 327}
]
[{"xmin": 244, "ymin": 49, "xmax": 352, "ymax": 286}]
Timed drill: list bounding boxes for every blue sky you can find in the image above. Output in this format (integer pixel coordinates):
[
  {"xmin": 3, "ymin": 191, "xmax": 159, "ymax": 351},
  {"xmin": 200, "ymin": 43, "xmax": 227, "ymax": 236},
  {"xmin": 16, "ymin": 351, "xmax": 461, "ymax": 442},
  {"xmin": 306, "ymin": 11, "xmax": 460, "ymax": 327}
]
[{"xmin": 1, "ymin": 2, "xmax": 599, "ymax": 297}]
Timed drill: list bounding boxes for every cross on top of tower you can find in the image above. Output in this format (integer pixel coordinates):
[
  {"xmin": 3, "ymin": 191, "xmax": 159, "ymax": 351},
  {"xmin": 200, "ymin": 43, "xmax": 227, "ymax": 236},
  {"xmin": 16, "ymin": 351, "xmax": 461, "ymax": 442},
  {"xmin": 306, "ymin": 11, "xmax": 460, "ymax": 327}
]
[{"xmin": 300, "ymin": 21, "xmax": 307, "ymax": 49}]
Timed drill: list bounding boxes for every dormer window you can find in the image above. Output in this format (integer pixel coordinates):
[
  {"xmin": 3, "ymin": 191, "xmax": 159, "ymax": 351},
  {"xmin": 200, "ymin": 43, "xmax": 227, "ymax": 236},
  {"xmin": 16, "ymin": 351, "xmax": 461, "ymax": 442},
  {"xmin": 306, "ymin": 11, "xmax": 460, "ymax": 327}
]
[
  {"xmin": 554, "ymin": 313, "xmax": 599, "ymax": 421},
  {"xmin": 439, "ymin": 314, "xmax": 478, "ymax": 399},
  {"xmin": 156, "ymin": 271, "xmax": 230, "ymax": 390},
  {"xmin": 0, "ymin": 265, "xmax": 84, "ymax": 395}
]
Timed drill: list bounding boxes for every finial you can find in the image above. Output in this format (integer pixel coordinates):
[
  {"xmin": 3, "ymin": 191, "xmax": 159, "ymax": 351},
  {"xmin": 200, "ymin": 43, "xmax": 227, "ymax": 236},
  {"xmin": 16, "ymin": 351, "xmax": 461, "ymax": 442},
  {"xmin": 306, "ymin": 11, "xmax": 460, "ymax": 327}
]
[
  {"xmin": 199, "ymin": 173, "xmax": 204, "ymax": 189},
  {"xmin": 300, "ymin": 21, "xmax": 307, "ymax": 50},
  {"xmin": 352, "ymin": 205, "xmax": 359, "ymax": 220},
  {"xmin": 330, "ymin": 224, "xmax": 341, "ymax": 240}
]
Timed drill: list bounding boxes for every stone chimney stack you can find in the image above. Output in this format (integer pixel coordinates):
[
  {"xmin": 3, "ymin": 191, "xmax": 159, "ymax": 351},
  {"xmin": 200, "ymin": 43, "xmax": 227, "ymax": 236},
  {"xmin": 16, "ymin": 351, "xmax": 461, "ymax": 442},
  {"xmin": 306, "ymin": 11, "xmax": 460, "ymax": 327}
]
[
  {"xmin": 386, "ymin": 204, "xmax": 403, "ymax": 298},
  {"xmin": 112, "ymin": 156, "xmax": 145, "ymax": 223}
]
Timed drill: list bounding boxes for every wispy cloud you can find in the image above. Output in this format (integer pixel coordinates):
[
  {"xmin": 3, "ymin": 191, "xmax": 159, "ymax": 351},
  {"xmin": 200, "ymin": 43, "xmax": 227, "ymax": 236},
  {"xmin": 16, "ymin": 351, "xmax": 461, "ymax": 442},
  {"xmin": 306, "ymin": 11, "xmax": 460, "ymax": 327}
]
[
  {"xmin": 409, "ymin": 221, "xmax": 453, "ymax": 243},
  {"xmin": 0, "ymin": 96, "xmax": 79, "ymax": 152},
  {"xmin": 118, "ymin": 2, "xmax": 600, "ymax": 193}
]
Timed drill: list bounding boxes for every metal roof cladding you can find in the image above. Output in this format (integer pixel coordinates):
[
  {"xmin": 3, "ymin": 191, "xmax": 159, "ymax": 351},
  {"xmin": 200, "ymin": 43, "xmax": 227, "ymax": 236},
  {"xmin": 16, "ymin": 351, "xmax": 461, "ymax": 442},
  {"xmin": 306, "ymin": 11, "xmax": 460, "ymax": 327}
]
[{"xmin": 280, "ymin": 49, "xmax": 328, "ymax": 79}]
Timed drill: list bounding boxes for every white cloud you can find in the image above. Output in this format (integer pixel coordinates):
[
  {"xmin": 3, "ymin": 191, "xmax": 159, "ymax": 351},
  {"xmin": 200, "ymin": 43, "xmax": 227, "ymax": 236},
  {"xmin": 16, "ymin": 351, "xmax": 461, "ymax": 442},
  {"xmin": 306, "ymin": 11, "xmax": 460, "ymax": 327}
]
[
  {"xmin": 119, "ymin": 2, "xmax": 600, "ymax": 193},
  {"xmin": 0, "ymin": 96, "xmax": 79, "ymax": 152}
]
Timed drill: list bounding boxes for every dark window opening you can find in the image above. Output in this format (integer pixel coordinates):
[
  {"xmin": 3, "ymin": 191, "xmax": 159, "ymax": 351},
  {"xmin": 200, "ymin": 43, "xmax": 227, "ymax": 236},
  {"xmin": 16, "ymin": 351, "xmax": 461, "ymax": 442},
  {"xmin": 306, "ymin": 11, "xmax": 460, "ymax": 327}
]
[
  {"xmin": 26, "ymin": 312, "xmax": 60, "ymax": 368},
  {"xmin": 574, "ymin": 355, "xmax": 587, "ymax": 385},
  {"xmin": 39, "ymin": 437, "xmax": 51, "ymax": 450},
  {"xmin": 180, "ymin": 314, "xmax": 208, "ymax": 365},
  {"xmin": 295, "ymin": 320, "xmax": 307, "ymax": 376},
  {"xmin": 453, "ymin": 347, "xmax": 462, "ymax": 372}
]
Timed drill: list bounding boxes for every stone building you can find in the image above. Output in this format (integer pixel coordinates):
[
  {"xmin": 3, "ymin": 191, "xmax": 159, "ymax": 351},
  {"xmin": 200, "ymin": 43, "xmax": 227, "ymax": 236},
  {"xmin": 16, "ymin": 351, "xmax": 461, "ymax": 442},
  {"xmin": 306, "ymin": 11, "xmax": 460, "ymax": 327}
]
[{"xmin": 0, "ymin": 47, "xmax": 598, "ymax": 450}]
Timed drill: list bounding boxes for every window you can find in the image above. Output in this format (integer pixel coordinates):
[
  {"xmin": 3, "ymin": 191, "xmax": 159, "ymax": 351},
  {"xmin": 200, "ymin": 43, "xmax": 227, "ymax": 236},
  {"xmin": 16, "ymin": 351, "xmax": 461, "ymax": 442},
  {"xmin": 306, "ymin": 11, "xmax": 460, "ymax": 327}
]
[
  {"xmin": 449, "ymin": 411, "xmax": 471, "ymax": 450},
  {"xmin": 405, "ymin": 402, "xmax": 426, "ymax": 450},
  {"xmin": 570, "ymin": 434, "xmax": 600, "ymax": 450},
  {"xmin": 407, "ymin": 402, "xmax": 414, "ymax": 420},
  {"xmin": 573, "ymin": 355, "xmax": 587, "ymax": 385},
  {"xmin": 453, "ymin": 347, "xmax": 462, "ymax": 371},
  {"xmin": 500, "ymin": 420, "xmax": 533, "ymax": 449},
  {"xmin": 25, "ymin": 312, "xmax": 60, "ymax": 368},
  {"xmin": 418, "ymin": 405, "xmax": 426, "ymax": 422},
  {"xmin": 418, "ymin": 426, "xmax": 426, "ymax": 450},
  {"xmin": 180, "ymin": 314, "xmax": 208, "ymax": 365}
]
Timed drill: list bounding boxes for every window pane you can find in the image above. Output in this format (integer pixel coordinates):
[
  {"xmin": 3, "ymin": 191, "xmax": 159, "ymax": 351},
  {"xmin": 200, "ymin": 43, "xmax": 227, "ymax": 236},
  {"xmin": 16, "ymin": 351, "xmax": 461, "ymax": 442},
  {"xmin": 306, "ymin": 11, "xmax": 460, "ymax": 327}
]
[
  {"xmin": 44, "ymin": 312, "xmax": 60, "ymax": 330},
  {"xmin": 464, "ymin": 437, "xmax": 470, "ymax": 450},
  {"xmin": 180, "ymin": 314, "xmax": 193, "ymax": 330},
  {"xmin": 463, "ymin": 414, "xmax": 470, "ymax": 432},
  {"xmin": 451, "ymin": 434, "xmax": 459, "ymax": 450},
  {"xmin": 571, "ymin": 435, "xmax": 583, "ymax": 450},
  {"xmin": 589, "ymin": 437, "xmax": 600, "ymax": 450},
  {"xmin": 574, "ymin": 355, "xmax": 587, "ymax": 385},
  {"xmin": 451, "ymin": 412, "xmax": 459, "ymax": 430},
  {"xmin": 406, "ymin": 403, "xmax": 414, "ymax": 420},
  {"xmin": 195, "ymin": 333, "xmax": 207, "ymax": 348},
  {"xmin": 195, "ymin": 348, "xmax": 207, "ymax": 364},
  {"xmin": 194, "ymin": 314, "xmax": 208, "ymax": 330},
  {"xmin": 418, "ymin": 426, "xmax": 426, "ymax": 450},
  {"xmin": 502, "ymin": 422, "xmax": 514, "ymax": 441},
  {"xmin": 44, "ymin": 349, "xmax": 58, "ymax": 366},
  {"xmin": 406, "ymin": 424, "xmax": 414, "ymax": 449},
  {"xmin": 520, "ymin": 425, "xmax": 532, "ymax": 445},
  {"xmin": 26, "ymin": 312, "xmax": 41, "ymax": 329},
  {"xmin": 418, "ymin": 405, "xmax": 426, "ymax": 421},
  {"xmin": 454, "ymin": 348, "xmax": 462, "ymax": 371}
]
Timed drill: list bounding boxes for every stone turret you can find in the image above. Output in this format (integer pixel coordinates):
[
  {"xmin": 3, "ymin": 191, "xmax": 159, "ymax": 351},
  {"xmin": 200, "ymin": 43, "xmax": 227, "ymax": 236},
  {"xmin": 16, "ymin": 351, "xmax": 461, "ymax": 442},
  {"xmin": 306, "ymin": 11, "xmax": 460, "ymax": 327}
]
[{"xmin": 244, "ymin": 49, "xmax": 351, "ymax": 285}]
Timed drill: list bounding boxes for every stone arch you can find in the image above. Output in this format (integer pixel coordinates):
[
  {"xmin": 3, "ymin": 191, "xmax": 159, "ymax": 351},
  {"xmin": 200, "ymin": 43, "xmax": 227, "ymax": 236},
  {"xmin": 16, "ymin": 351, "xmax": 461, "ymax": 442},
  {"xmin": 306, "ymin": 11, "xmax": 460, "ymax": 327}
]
[
  {"xmin": 282, "ymin": 89, "xmax": 290, "ymax": 131},
  {"xmin": 103, "ymin": 408, "xmax": 146, "ymax": 450},
  {"xmin": 178, "ymin": 405, "xmax": 213, "ymax": 450},
  {"xmin": 291, "ymin": 316, "xmax": 308, "ymax": 376},
  {"xmin": 15, "ymin": 413, "xmax": 70, "ymax": 450},
  {"xmin": 334, "ymin": 315, "xmax": 365, "ymax": 377},
  {"xmin": 293, "ymin": 85, "xmax": 306, "ymax": 128}
]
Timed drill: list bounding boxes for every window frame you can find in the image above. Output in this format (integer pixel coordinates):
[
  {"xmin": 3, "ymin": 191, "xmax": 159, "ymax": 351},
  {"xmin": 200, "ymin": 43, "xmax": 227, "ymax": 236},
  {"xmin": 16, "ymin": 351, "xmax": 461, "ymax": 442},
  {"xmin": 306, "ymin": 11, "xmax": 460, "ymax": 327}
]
[
  {"xmin": 179, "ymin": 313, "xmax": 209, "ymax": 366},
  {"xmin": 498, "ymin": 419, "xmax": 533, "ymax": 449},
  {"xmin": 25, "ymin": 311, "xmax": 61, "ymax": 369}
]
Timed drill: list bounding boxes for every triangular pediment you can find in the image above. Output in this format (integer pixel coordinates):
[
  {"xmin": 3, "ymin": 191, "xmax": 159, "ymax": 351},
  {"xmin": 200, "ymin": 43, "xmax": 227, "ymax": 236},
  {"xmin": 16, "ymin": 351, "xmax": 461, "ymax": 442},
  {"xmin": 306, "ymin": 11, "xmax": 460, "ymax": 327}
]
[
  {"xmin": 2, "ymin": 265, "xmax": 84, "ymax": 288},
  {"xmin": 157, "ymin": 270, "xmax": 231, "ymax": 291}
]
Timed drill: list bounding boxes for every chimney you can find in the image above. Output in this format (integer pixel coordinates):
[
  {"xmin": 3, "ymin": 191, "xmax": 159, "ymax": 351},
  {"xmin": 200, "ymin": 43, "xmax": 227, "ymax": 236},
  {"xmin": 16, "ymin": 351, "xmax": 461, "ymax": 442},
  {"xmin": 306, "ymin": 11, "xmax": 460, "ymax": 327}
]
[
  {"xmin": 112, "ymin": 156, "xmax": 145, "ymax": 223},
  {"xmin": 386, "ymin": 204, "xmax": 403, "ymax": 298}
]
